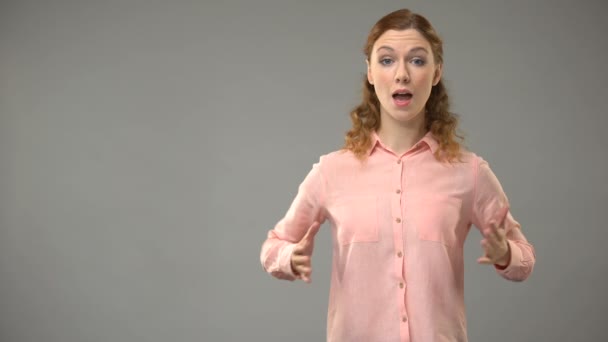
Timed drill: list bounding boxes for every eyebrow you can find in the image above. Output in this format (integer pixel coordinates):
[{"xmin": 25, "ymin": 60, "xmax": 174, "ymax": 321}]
[{"xmin": 376, "ymin": 46, "xmax": 429, "ymax": 54}]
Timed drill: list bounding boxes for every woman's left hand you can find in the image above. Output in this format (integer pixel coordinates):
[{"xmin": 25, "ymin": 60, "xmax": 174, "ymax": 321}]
[{"xmin": 477, "ymin": 222, "xmax": 511, "ymax": 267}]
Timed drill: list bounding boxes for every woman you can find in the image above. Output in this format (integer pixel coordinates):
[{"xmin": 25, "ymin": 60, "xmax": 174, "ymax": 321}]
[{"xmin": 260, "ymin": 8, "xmax": 535, "ymax": 342}]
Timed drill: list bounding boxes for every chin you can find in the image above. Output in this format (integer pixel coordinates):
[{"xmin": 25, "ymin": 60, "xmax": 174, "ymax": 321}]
[
  {"xmin": 389, "ymin": 109, "xmax": 423, "ymax": 122},
  {"xmin": 387, "ymin": 114, "xmax": 418, "ymax": 124}
]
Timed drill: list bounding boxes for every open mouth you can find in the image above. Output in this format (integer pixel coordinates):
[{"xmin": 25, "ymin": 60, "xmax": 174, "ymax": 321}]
[
  {"xmin": 392, "ymin": 91, "xmax": 413, "ymax": 101},
  {"xmin": 392, "ymin": 90, "xmax": 413, "ymax": 106}
]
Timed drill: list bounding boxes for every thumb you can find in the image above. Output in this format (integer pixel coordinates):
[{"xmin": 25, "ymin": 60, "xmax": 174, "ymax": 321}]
[{"xmin": 301, "ymin": 221, "xmax": 321, "ymax": 243}]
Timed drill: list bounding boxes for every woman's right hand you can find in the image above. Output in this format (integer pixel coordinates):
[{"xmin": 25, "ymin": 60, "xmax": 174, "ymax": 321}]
[{"xmin": 290, "ymin": 221, "xmax": 321, "ymax": 283}]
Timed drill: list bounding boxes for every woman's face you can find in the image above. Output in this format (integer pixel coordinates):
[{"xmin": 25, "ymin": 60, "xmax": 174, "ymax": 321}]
[{"xmin": 367, "ymin": 28, "xmax": 442, "ymax": 127}]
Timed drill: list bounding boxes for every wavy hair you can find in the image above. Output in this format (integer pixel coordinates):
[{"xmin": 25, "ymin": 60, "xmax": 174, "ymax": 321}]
[{"xmin": 343, "ymin": 9, "xmax": 465, "ymax": 163}]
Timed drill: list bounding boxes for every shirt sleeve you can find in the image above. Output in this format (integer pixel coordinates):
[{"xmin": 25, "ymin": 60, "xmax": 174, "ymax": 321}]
[
  {"xmin": 260, "ymin": 157, "xmax": 327, "ymax": 281},
  {"xmin": 471, "ymin": 156, "xmax": 536, "ymax": 282}
]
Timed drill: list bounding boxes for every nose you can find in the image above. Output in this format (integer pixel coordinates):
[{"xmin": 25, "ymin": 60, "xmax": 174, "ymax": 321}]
[{"xmin": 395, "ymin": 62, "xmax": 410, "ymax": 83}]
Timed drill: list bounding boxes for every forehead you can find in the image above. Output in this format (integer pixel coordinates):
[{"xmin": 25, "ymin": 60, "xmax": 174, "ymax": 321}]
[{"xmin": 372, "ymin": 29, "xmax": 431, "ymax": 54}]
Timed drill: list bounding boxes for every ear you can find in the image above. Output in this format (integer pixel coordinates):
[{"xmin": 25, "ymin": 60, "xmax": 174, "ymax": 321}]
[
  {"xmin": 432, "ymin": 64, "xmax": 443, "ymax": 86},
  {"xmin": 366, "ymin": 59, "xmax": 373, "ymax": 85}
]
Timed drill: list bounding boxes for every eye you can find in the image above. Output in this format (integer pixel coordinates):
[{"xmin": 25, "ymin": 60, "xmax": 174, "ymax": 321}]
[
  {"xmin": 411, "ymin": 57, "xmax": 426, "ymax": 66},
  {"xmin": 379, "ymin": 58, "xmax": 393, "ymax": 66}
]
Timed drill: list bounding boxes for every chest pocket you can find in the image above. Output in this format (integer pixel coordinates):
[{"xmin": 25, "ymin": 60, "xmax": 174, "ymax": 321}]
[
  {"xmin": 409, "ymin": 194, "xmax": 462, "ymax": 247},
  {"xmin": 332, "ymin": 196, "xmax": 379, "ymax": 245}
]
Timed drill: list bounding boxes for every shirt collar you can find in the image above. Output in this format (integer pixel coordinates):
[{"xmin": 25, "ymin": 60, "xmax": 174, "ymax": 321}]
[{"xmin": 368, "ymin": 130, "xmax": 438, "ymax": 156}]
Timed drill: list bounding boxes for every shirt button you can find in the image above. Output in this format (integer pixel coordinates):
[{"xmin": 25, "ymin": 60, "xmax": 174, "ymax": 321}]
[
  {"xmin": 397, "ymin": 251, "xmax": 403, "ymax": 258},
  {"xmin": 396, "ymin": 189, "xmax": 401, "ymax": 194},
  {"xmin": 396, "ymin": 159, "xmax": 401, "ymax": 164},
  {"xmin": 399, "ymin": 282, "xmax": 404, "ymax": 289},
  {"xmin": 402, "ymin": 316, "xmax": 408, "ymax": 322},
  {"xmin": 395, "ymin": 218, "xmax": 401, "ymax": 223}
]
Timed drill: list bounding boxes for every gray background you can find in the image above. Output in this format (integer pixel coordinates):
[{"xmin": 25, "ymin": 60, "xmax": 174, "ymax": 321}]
[{"xmin": 1, "ymin": 0, "xmax": 607, "ymax": 341}]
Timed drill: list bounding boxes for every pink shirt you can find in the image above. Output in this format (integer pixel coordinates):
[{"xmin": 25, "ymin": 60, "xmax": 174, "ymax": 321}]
[{"xmin": 260, "ymin": 131, "xmax": 535, "ymax": 342}]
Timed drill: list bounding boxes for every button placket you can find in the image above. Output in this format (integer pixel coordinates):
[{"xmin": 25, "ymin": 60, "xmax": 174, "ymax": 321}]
[{"xmin": 395, "ymin": 156, "xmax": 409, "ymax": 329}]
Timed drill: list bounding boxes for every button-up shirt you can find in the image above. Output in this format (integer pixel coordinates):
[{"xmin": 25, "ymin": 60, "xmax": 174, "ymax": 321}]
[{"xmin": 260, "ymin": 130, "xmax": 536, "ymax": 342}]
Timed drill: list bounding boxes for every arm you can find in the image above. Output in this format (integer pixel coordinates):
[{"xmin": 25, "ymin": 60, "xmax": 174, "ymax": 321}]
[
  {"xmin": 260, "ymin": 158, "xmax": 327, "ymax": 281},
  {"xmin": 471, "ymin": 157, "xmax": 536, "ymax": 282}
]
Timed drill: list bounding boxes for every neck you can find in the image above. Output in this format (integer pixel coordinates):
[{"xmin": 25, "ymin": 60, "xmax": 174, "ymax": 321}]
[{"xmin": 377, "ymin": 112, "xmax": 427, "ymax": 155}]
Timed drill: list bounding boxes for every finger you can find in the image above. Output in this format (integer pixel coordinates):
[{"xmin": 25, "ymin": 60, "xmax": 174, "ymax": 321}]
[
  {"xmin": 481, "ymin": 225, "xmax": 500, "ymax": 240},
  {"xmin": 293, "ymin": 265, "xmax": 309, "ymax": 278},
  {"xmin": 490, "ymin": 224, "xmax": 504, "ymax": 240},
  {"xmin": 489, "ymin": 229, "xmax": 507, "ymax": 250},
  {"xmin": 295, "ymin": 265, "xmax": 310, "ymax": 274},
  {"xmin": 482, "ymin": 230, "xmax": 498, "ymax": 247},
  {"xmin": 494, "ymin": 226, "xmax": 506, "ymax": 240},
  {"xmin": 479, "ymin": 240, "xmax": 489, "ymax": 256},
  {"xmin": 302, "ymin": 221, "xmax": 321, "ymax": 242},
  {"xmin": 481, "ymin": 228, "xmax": 492, "ymax": 239},
  {"xmin": 300, "ymin": 266, "xmax": 311, "ymax": 275},
  {"xmin": 291, "ymin": 255, "xmax": 310, "ymax": 266},
  {"xmin": 479, "ymin": 240, "xmax": 497, "ymax": 261},
  {"xmin": 484, "ymin": 228, "xmax": 504, "ymax": 248},
  {"xmin": 300, "ymin": 269, "xmax": 312, "ymax": 283},
  {"xmin": 477, "ymin": 256, "xmax": 493, "ymax": 264},
  {"xmin": 482, "ymin": 237, "xmax": 504, "ymax": 259}
]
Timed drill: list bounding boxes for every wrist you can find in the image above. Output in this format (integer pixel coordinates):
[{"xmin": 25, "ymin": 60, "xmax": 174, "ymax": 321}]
[{"xmin": 495, "ymin": 242, "xmax": 511, "ymax": 268}]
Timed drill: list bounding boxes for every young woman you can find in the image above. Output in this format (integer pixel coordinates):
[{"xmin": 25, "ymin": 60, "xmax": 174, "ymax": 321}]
[{"xmin": 260, "ymin": 8, "xmax": 535, "ymax": 342}]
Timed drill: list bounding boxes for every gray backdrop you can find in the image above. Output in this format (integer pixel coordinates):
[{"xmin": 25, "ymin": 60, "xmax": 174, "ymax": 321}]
[{"xmin": 1, "ymin": 0, "xmax": 607, "ymax": 341}]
